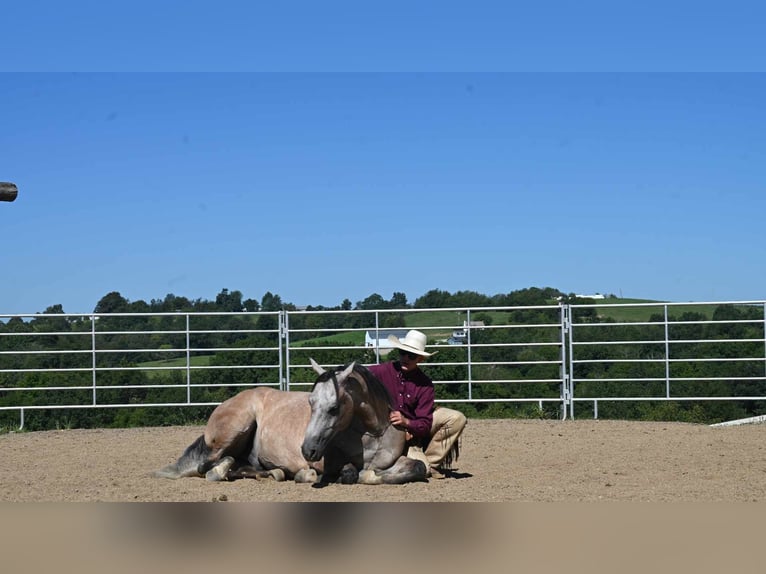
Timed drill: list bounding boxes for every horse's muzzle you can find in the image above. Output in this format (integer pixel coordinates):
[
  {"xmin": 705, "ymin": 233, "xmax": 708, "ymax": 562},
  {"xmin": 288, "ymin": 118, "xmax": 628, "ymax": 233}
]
[{"xmin": 301, "ymin": 441, "xmax": 322, "ymax": 462}]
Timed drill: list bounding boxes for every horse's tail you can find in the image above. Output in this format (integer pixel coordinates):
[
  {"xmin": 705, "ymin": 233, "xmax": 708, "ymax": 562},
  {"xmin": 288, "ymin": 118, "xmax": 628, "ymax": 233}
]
[{"xmin": 152, "ymin": 434, "xmax": 210, "ymax": 479}]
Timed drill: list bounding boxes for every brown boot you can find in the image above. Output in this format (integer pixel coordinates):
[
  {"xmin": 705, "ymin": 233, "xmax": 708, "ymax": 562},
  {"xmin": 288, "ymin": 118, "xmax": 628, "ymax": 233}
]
[{"xmin": 429, "ymin": 466, "xmax": 447, "ymax": 479}]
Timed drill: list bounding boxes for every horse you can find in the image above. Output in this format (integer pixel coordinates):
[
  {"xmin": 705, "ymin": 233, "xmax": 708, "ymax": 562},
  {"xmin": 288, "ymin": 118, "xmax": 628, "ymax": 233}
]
[
  {"xmin": 301, "ymin": 359, "xmax": 428, "ymax": 485},
  {"xmin": 153, "ymin": 385, "xmax": 322, "ymax": 483}
]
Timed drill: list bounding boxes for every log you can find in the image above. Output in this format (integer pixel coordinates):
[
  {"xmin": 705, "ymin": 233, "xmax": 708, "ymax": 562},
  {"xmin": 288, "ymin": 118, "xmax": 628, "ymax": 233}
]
[{"xmin": 0, "ymin": 182, "xmax": 18, "ymax": 202}]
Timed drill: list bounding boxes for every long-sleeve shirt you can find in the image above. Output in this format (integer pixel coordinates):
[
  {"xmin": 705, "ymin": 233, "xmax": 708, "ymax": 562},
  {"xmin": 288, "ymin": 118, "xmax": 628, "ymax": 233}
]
[{"xmin": 367, "ymin": 360, "xmax": 434, "ymax": 439}]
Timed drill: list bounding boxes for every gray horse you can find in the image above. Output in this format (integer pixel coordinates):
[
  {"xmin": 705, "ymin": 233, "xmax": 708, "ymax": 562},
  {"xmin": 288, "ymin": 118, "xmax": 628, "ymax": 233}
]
[
  {"xmin": 153, "ymin": 359, "xmax": 426, "ymax": 485},
  {"xmin": 302, "ymin": 359, "xmax": 428, "ymax": 485}
]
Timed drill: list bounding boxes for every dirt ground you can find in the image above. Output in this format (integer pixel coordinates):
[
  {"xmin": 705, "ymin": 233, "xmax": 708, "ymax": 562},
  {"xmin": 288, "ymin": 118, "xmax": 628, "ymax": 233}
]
[{"xmin": 2, "ymin": 418, "xmax": 765, "ymax": 502}]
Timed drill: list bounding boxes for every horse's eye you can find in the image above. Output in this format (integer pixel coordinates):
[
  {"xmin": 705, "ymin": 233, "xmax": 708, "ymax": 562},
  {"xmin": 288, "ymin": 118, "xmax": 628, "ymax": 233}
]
[{"xmin": 328, "ymin": 406, "xmax": 339, "ymax": 416}]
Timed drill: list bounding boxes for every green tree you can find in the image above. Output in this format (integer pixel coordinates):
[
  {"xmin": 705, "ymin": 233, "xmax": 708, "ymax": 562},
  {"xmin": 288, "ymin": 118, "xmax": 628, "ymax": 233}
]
[
  {"xmin": 356, "ymin": 293, "xmax": 387, "ymax": 310},
  {"xmin": 389, "ymin": 292, "xmax": 408, "ymax": 308},
  {"xmin": 414, "ymin": 289, "xmax": 452, "ymax": 308},
  {"xmin": 94, "ymin": 292, "xmax": 129, "ymax": 314},
  {"xmin": 215, "ymin": 288, "xmax": 244, "ymax": 312},
  {"xmin": 261, "ymin": 291, "xmax": 283, "ymax": 312}
]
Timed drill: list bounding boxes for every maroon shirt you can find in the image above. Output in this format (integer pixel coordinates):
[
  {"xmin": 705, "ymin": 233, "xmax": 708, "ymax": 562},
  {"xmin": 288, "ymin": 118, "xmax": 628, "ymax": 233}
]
[{"xmin": 367, "ymin": 360, "xmax": 434, "ymax": 439}]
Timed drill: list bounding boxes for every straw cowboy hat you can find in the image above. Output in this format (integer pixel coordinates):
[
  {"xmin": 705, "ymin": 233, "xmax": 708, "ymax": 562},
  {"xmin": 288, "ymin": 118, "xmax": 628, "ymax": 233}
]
[{"xmin": 388, "ymin": 329, "xmax": 438, "ymax": 358}]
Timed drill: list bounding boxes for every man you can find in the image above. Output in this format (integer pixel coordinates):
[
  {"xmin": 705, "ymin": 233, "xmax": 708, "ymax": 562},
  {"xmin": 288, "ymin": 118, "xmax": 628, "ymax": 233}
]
[{"xmin": 367, "ymin": 329, "xmax": 467, "ymax": 478}]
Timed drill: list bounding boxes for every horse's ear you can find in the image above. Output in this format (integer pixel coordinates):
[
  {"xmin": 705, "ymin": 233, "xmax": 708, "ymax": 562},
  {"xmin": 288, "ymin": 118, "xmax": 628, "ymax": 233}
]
[
  {"xmin": 337, "ymin": 362, "xmax": 355, "ymax": 382},
  {"xmin": 309, "ymin": 358, "xmax": 326, "ymax": 375}
]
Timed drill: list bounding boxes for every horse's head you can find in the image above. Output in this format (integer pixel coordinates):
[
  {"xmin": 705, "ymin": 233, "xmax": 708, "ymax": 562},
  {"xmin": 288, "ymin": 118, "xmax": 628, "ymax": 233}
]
[{"xmin": 301, "ymin": 359, "xmax": 357, "ymax": 462}]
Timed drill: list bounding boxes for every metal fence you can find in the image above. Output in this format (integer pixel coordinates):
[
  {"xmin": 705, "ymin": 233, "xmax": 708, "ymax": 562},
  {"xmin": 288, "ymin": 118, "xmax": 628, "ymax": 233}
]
[
  {"xmin": 1, "ymin": 301, "xmax": 765, "ymax": 428},
  {"xmin": 567, "ymin": 300, "xmax": 766, "ymax": 419}
]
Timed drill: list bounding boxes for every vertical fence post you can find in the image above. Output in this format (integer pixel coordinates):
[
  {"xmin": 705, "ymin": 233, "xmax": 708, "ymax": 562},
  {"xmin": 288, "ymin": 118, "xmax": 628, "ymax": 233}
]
[
  {"xmin": 186, "ymin": 314, "xmax": 191, "ymax": 404},
  {"xmin": 565, "ymin": 304, "xmax": 575, "ymax": 420},
  {"xmin": 466, "ymin": 309, "xmax": 473, "ymax": 401},
  {"xmin": 91, "ymin": 314, "xmax": 97, "ymax": 405},
  {"xmin": 281, "ymin": 311, "xmax": 288, "ymax": 392},
  {"xmin": 560, "ymin": 303, "xmax": 570, "ymax": 420},
  {"xmin": 664, "ymin": 304, "xmax": 670, "ymax": 399}
]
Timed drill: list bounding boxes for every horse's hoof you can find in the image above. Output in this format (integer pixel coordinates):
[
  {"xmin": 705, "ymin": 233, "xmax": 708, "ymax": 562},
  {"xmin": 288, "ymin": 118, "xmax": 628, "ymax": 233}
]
[
  {"xmin": 205, "ymin": 456, "xmax": 234, "ymax": 482},
  {"xmin": 339, "ymin": 465, "xmax": 359, "ymax": 484},
  {"xmin": 294, "ymin": 468, "xmax": 318, "ymax": 483},
  {"xmin": 357, "ymin": 469, "xmax": 383, "ymax": 485},
  {"xmin": 268, "ymin": 468, "xmax": 286, "ymax": 481}
]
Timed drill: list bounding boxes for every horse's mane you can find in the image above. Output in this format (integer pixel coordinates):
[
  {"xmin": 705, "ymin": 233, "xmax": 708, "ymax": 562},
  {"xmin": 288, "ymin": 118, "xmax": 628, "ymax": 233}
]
[
  {"xmin": 315, "ymin": 362, "xmax": 393, "ymax": 410},
  {"xmin": 349, "ymin": 362, "xmax": 393, "ymax": 409}
]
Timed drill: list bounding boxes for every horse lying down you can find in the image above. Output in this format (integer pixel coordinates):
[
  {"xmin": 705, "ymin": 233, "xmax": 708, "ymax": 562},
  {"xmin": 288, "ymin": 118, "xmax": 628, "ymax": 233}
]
[
  {"xmin": 153, "ymin": 360, "xmax": 427, "ymax": 485},
  {"xmin": 153, "ymin": 383, "xmax": 321, "ymax": 483}
]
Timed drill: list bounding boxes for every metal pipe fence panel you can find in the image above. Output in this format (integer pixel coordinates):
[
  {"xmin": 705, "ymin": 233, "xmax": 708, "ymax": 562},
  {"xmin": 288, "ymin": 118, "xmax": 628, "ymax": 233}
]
[
  {"xmin": 283, "ymin": 307, "xmax": 567, "ymax": 419},
  {"xmin": 2, "ymin": 300, "xmax": 765, "ymax": 428},
  {"xmin": 567, "ymin": 300, "xmax": 766, "ymax": 419},
  {"xmin": 0, "ymin": 306, "xmax": 568, "ymax": 427},
  {"xmin": 0, "ymin": 311, "xmax": 282, "ymax": 428}
]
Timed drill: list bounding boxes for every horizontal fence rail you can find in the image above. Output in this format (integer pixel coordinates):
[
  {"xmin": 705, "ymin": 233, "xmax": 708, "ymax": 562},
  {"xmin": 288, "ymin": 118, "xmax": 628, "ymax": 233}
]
[{"xmin": 1, "ymin": 300, "xmax": 765, "ymax": 429}]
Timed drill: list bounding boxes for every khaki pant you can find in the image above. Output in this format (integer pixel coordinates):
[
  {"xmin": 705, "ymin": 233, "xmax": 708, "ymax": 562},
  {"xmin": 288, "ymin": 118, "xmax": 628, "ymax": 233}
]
[{"xmin": 407, "ymin": 406, "xmax": 467, "ymax": 471}]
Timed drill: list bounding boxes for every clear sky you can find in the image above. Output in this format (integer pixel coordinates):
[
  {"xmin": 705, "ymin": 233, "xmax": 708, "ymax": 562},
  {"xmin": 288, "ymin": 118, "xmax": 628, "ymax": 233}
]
[
  {"xmin": 3, "ymin": 1, "xmax": 765, "ymax": 72},
  {"xmin": 2, "ymin": 5, "xmax": 765, "ymax": 313}
]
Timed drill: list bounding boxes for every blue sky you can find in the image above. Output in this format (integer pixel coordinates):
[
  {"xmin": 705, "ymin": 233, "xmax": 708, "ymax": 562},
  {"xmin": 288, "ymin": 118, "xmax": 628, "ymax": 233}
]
[
  {"xmin": 2, "ymin": 5, "xmax": 765, "ymax": 313},
  {"xmin": 3, "ymin": 1, "xmax": 765, "ymax": 72},
  {"xmin": 2, "ymin": 73, "xmax": 765, "ymax": 313}
]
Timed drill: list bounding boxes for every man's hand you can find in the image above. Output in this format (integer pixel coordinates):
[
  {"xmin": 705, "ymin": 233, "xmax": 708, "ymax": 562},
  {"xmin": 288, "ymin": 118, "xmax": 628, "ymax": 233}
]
[{"xmin": 389, "ymin": 410, "xmax": 409, "ymax": 430}]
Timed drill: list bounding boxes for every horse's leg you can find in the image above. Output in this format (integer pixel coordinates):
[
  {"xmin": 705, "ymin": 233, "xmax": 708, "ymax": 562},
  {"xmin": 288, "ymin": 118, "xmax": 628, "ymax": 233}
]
[
  {"xmin": 221, "ymin": 462, "xmax": 291, "ymax": 481},
  {"xmin": 359, "ymin": 456, "xmax": 428, "ymax": 485},
  {"xmin": 227, "ymin": 464, "xmax": 285, "ymax": 482},
  {"xmin": 205, "ymin": 456, "xmax": 236, "ymax": 482},
  {"xmin": 317, "ymin": 447, "xmax": 357, "ymax": 484},
  {"xmin": 205, "ymin": 457, "xmax": 286, "ymax": 482},
  {"xmin": 198, "ymin": 388, "xmax": 262, "ymax": 470}
]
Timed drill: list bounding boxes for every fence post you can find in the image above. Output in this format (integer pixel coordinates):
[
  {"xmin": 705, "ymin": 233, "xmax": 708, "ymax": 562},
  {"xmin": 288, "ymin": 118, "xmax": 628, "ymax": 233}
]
[
  {"xmin": 91, "ymin": 315, "xmax": 97, "ymax": 405},
  {"xmin": 664, "ymin": 304, "xmax": 671, "ymax": 399},
  {"xmin": 186, "ymin": 314, "xmax": 191, "ymax": 404},
  {"xmin": 560, "ymin": 303, "xmax": 570, "ymax": 420},
  {"xmin": 466, "ymin": 309, "xmax": 473, "ymax": 401},
  {"xmin": 281, "ymin": 311, "xmax": 288, "ymax": 392},
  {"xmin": 563, "ymin": 303, "xmax": 575, "ymax": 420}
]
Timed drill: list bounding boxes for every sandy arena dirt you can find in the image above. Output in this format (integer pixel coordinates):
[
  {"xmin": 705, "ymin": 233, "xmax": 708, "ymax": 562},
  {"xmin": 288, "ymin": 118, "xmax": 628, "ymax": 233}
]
[{"xmin": 2, "ymin": 418, "xmax": 765, "ymax": 502}]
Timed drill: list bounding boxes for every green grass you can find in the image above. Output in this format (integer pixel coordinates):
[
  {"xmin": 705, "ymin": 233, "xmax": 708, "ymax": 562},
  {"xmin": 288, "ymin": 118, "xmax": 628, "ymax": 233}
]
[
  {"xmin": 591, "ymin": 297, "xmax": 720, "ymax": 322},
  {"xmin": 292, "ymin": 332, "xmax": 364, "ymax": 347},
  {"xmin": 138, "ymin": 355, "xmax": 212, "ymax": 378},
  {"xmin": 593, "ymin": 299, "xmax": 668, "ymax": 322}
]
